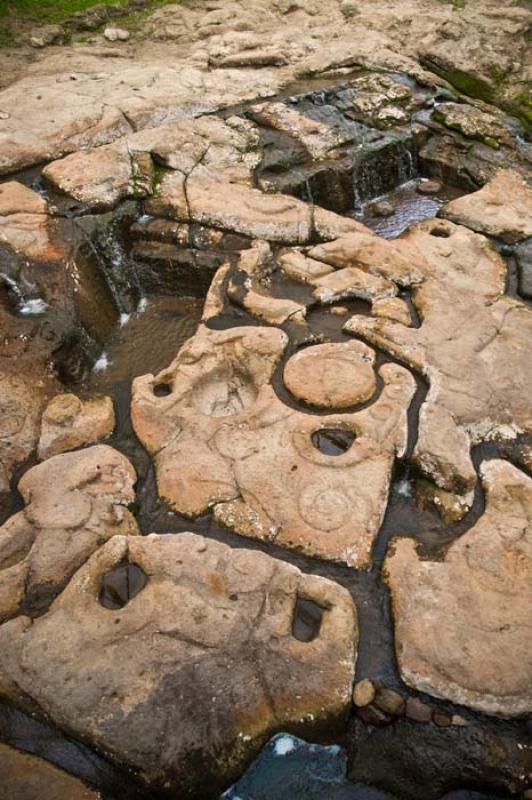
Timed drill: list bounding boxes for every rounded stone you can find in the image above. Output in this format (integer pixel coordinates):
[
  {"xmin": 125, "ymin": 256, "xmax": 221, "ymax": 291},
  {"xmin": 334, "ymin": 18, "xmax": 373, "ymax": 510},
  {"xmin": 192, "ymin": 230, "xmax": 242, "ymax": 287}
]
[
  {"xmin": 353, "ymin": 679, "xmax": 376, "ymax": 708},
  {"xmin": 43, "ymin": 393, "xmax": 82, "ymax": 426},
  {"xmin": 374, "ymin": 688, "xmax": 405, "ymax": 716},
  {"xmin": 417, "ymin": 179, "xmax": 442, "ymax": 195},
  {"xmin": 284, "ymin": 341, "xmax": 376, "ymax": 409},
  {"xmin": 405, "ymin": 696, "xmax": 432, "ymax": 723},
  {"xmin": 370, "ymin": 200, "xmax": 395, "ymax": 218}
]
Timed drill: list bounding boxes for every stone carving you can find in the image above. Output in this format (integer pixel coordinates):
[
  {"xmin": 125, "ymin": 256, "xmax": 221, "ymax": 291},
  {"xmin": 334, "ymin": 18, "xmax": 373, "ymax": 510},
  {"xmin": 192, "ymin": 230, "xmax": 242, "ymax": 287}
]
[
  {"xmin": 384, "ymin": 460, "xmax": 532, "ymax": 717},
  {"xmin": 132, "ymin": 325, "xmax": 415, "ymax": 566},
  {"xmin": 283, "ymin": 341, "xmax": 377, "ymax": 409},
  {"xmin": 0, "ymin": 533, "xmax": 357, "ymax": 794},
  {"xmin": 0, "ymin": 445, "xmax": 138, "ymax": 622}
]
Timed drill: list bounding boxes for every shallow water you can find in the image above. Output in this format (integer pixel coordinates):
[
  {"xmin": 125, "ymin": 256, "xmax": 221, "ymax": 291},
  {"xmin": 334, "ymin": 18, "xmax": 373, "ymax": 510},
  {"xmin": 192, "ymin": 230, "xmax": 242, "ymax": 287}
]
[
  {"xmin": 356, "ymin": 180, "xmax": 462, "ymax": 239},
  {"xmin": 86, "ymin": 295, "xmax": 203, "ymax": 392}
]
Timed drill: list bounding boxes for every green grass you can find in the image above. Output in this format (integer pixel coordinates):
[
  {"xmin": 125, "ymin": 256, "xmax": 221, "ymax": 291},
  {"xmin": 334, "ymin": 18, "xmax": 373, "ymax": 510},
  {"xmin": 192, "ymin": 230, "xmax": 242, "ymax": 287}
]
[
  {"xmin": 0, "ymin": 0, "xmax": 180, "ymax": 46},
  {"xmin": 0, "ymin": 0, "xmax": 131, "ymax": 25}
]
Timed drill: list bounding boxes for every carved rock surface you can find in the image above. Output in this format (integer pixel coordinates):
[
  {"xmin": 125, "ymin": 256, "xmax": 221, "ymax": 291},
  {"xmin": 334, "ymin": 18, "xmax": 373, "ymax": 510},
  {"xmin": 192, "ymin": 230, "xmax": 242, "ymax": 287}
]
[
  {"xmin": 441, "ymin": 169, "xmax": 532, "ymax": 243},
  {"xmin": 132, "ymin": 325, "xmax": 415, "ymax": 566},
  {"xmin": 283, "ymin": 341, "xmax": 377, "ymax": 409},
  {"xmin": 0, "ymin": 533, "xmax": 357, "ymax": 796},
  {"xmin": 0, "ymin": 370, "xmax": 47, "ymax": 507},
  {"xmin": 384, "ymin": 460, "xmax": 532, "ymax": 717},
  {"xmin": 343, "ymin": 218, "xmax": 532, "ymax": 498},
  {"xmin": 38, "ymin": 393, "xmax": 115, "ymax": 460},
  {"xmin": 0, "ymin": 445, "xmax": 138, "ymax": 622}
]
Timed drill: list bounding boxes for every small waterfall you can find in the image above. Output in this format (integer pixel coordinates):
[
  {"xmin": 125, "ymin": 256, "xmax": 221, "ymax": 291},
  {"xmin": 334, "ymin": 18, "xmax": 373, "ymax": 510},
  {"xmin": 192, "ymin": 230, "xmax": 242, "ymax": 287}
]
[
  {"xmin": 75, "ymin": 205, "xmax": 142, "ymax": 317},
  {"xmin": 0, "ymin": 272, "xmax": 48, "ymax": 316},
  {"xmin": 352, "ymin": 135, "xmax": 418, "ymax": 210}
]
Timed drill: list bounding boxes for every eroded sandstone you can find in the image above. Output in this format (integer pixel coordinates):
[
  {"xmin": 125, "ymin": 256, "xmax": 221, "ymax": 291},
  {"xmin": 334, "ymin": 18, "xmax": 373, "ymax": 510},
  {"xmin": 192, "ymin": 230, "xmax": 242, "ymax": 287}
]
[
  {"xmin": 0, "ymin": 532, "xmax": 357, "ymax": 795},
  {"xmin": 441, "ymin": 169, "xmax": 532, "ymax": 243},
  {"xmin": 132, "ymin": 324, "xmax": 415, "ymax": 567},
  {"xmin": 38, "ymin": 393, "xmax": 115, "ymax": 460},
  {"xmin": 341, "ymin": 219, "xmax": 532, "ymax": 508},
  {"xmin": 283, "ymin": 341, "xmax": 377, "ymax": 409},
  {"xmin": 384, "ymin": 459, "xmax": 532, "ymax": 717},
  {"xmin": 0, "ymin": 445, "xmax": 138, "ymax": 622}
]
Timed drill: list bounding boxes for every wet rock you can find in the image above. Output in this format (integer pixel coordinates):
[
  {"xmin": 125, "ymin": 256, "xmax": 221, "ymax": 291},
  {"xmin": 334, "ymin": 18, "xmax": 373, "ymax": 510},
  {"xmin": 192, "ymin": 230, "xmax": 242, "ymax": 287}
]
[
  {"xmin": 516, "ymin": 238, "xmax": 532, "ymax": 299},
  {"xmin": 251, "ymin": 101, "xmax": 361, "ymax": 161},
  {"xmin": 344, "ymin": 218, "xmax": 531, "ymax": 497},
  {"xmin": 131, "ymin": 240, "xmax": 225, "ymax": 296},
  {"xmin": 370, "ymin": 200, "xmax": 395, "ymax": 218},
  {"xmin": 417, "ymin": 179, "xmax": 442, "ymax": 195},
  {"xmin": 38, "ymin": 393, "xmax": 115, "ymax": 460},
  {"xmin": 0, "ymin": 366, "xmax": 53, "ymax": 512},
  {"xmin": 441, "ymin": 169, "xmax": 532, "ymax": 244},
  {"xmin": 283, "ymin": 341, "xmax": 376, "ymax": 409},
  {"xmin": 415, "ymin": 479, "xmax": 471, "ymax": 524},
  {"xmin": 373, "ymin": 688, "xmax": 405, "ymax": 716},
  {"xmin": 104, "ymin": 27, "xmax": 130, "ymax": 42},
  {"xmin": 336, "ymin": 74, "xmax": 415, "ymax": 129},
  {"xmin": 222, "ymin": 733, "xmax": 372, "ymax": 800},
  {"xmin": 0, "ymin": 533, "xmax": 357, "ymax": 796},
  {"xmin": 0, "ymin": 445, "xmax": 138, "ymax": 622},
  {"xmin": 355, "ymin": 704, "xmax": 392, "ymax": 727},
  {"xmin": 384, "ymin": 460, "xmax": 532, "ymax": 717},
  {"xmin": 29, "ymin": 25, "xmax": 66, "ymax": 49},
  {"xmin": 353, "ymin": 679, "xmax": 376, "ymax": 708},
  {"xmin": 0, "ymin": 743, "xmax": 99, "ymax": 800},
  {"xmin": 347, "ymin": 716, "xmax": 531, "ymax": 800},
  {"xmin": 405, "ymin": 696, "xmax": 432, "ymax": 723},
  {"xmin": 432, "ymin": 103, "xmax": 512, "ymax": 149},
  {"xmin": 433, "ymin": 712, "xmax": 453, "ymax": 728},
  {"xmin": 131, "ymin": 325, "xmax": 415, "ymax": 567}
]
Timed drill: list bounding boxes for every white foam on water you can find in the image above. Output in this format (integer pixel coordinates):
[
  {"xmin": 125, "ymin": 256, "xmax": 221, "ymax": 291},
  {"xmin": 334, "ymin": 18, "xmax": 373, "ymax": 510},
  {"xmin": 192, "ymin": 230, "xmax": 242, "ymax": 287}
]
[
  {"xmin": 273, "ymin": 734, "xmax": 297, "ymax": 757},
  {"xmin": 19, "ymin": 298, "xmax": 49, "ymax": 316},
  {"xmin": 396, "ymin": 478, "xmax": 412, "ymax": 498},
  {"xmin": 120, "ymin": 313, "xmax": 131, "ymax": 327},
  {"xmin": 93, "ymin": 352, "xmax": 110, "ymax": 373}
]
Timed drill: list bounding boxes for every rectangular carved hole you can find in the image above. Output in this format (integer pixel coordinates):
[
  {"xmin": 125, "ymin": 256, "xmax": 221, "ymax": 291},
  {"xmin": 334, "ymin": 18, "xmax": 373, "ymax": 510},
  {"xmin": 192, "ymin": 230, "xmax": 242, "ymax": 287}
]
[{"xmin": 292, "ymin": 596, "xmax": 324, "ymax": 643}]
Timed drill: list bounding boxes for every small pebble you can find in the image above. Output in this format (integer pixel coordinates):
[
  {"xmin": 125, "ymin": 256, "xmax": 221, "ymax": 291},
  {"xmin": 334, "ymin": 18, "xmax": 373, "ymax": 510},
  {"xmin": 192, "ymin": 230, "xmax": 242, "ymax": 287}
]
[
  {"xmin": 0, "ymin": 111, "xmax": 9, "ymax": 120},
  {"xmin": 104, "ymin": 27, "xmax": 130, "ymax": 42},
  {"xmin": 329, "ymin": 306, "xmax": 349, "ymax": 316},
  {"xmin": 451, "ymin": 714, "xmax": 469, "ymax": 727},
  {"xmin": 417, "ymin": 179, "xmax": 442, "ymax": 195},
  {"xmin": 353, "ymin": 679, "xmax": 376, "ymax": 708},
  {"xmin": 340, "ymin": 0, "xmax": 359, "ymax": 17},
  {"xmin": 357, "ymin": 704, "xmax": 391, "ymax": 727},
  {"xmin": 433, "ymin": 711, "xmax": 453, "ymax": 727},
  {"xmin": 374, "ymin": 688, "xmax": 405, "ymax": 716},
  {"xmin": 370, "ymin": 200, "xmax": 395, "ymax": 218},
  {"xmin": 405, "ymin": 696, "xmax": 432, "ymax": 723}
]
